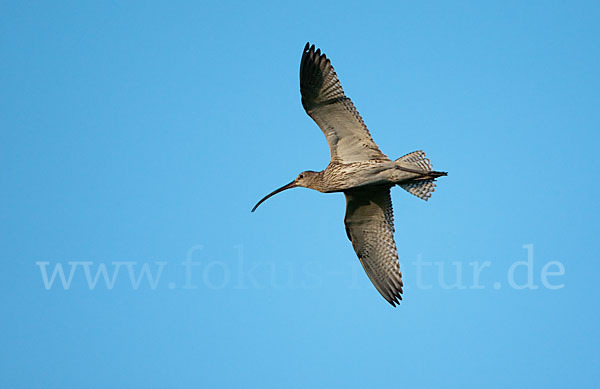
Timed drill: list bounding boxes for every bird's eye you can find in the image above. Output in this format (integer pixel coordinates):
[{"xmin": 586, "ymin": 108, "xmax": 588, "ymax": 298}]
[{"xmin": 299, "ymin": 174, "xmax": 304, "ymax": 179}]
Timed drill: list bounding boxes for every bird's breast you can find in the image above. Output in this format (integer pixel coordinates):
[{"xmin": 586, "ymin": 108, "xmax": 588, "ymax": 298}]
[{"xmin": 322, "ymin": 161, "xmax": 398, "ymax": 192}]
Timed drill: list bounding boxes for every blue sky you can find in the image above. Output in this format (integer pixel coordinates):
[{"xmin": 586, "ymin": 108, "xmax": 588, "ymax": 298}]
[{"xmin": 1, "ymin": 1, "xmax": 599, "ymax": 387}]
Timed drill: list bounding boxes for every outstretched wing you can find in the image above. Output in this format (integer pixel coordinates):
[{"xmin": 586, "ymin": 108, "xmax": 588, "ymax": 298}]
[
  {"xmin": 300, "ymin": 43, "xmax": 388, "ymax": 163},
  {"xmin": 344, "ymin": 186, "xmax": 403, "ymax": 306}
]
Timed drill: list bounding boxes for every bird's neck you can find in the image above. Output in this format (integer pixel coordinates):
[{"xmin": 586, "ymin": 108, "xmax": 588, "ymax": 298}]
[{"xmin": 307, "ymin": 170, "xmax": 329, "ymax": 193}]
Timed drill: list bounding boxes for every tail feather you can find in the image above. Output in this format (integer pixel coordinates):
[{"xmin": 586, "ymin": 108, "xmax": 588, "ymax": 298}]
[
  {"xmin": 396, "ymin": 150, "xmax": 447, "ymax": 201},
  {"xmin": 400, "ymin": 180, "xmax": 436, "ymax": 201},
  {"xmin": 396, "ymin": 150, "xmax": 432, "ymax": 172}
]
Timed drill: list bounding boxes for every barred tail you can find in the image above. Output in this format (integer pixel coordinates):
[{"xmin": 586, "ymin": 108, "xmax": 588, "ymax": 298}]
[
  {"xmin": 400, "ymin": 180, "xmax": 437, "ymax": 201},
  {"xmin": 396, "ymin": 150, "xmax": 447, "ymax": 201},
  {"xmin": 395, "ymin": 150, "xmax": 433, "ymax": 172}
]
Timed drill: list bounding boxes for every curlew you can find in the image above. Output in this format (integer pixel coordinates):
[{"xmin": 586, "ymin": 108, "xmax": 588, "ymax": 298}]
[{"xmin": 252, "ymin": 43, "xmax": 447, "ymax": 306}]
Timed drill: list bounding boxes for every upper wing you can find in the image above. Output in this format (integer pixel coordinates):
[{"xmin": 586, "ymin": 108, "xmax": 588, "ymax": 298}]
[
  {"xmin": 344, "ymin": 186, "xmax": 403, "ymax": 306},
  {"xmin": 300, "ymin": 43, "xmax": 388, "ymax": 163}
]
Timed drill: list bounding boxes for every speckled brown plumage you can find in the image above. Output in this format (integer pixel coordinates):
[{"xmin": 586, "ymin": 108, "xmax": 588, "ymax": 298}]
[{"xmin": 252, "ymin": 43, "xmax": 447, "ymax": 306}]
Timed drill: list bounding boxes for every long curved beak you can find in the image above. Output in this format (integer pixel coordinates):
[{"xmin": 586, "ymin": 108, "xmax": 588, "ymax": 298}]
[{"xmin": 251, "ymin": 181, "xmax": 297, "ymax": 212}]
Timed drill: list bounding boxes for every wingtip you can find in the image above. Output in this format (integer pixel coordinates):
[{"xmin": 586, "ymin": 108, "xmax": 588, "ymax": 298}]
[
  {"xmin": 303, "ymin": 42, "xmax": 316, "ymax": 54},
  {"xmin": 303, "ymin": 42, "xmax": 325, "ymax": 58},
  {"xmin": 384, "ymin": 289, "xmax": 403, "ymax": 307},
  {"xmin": 391, "ymin": 283, "xmax": 404, "ymax": 306}
]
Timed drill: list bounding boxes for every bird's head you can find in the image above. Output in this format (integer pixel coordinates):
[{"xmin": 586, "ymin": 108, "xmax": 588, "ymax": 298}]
[
  {"xmin": 251, "ymin": 170, "xmax": 321, "ymax": 212},
  {"xmin": 294, "ymin": 170, "xmax": 320, "ymax": 188}
]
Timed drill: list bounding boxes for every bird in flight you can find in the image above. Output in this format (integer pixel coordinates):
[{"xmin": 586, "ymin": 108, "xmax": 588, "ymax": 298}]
[{"xmin": 252, "ymin": 43, "xmax": 447, "ymax": 306}]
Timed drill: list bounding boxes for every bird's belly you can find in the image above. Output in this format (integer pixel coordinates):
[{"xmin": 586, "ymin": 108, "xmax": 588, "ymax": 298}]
[{"xmin": 324, "ymin": 162, "xmax": 415, "ymax": 192}]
